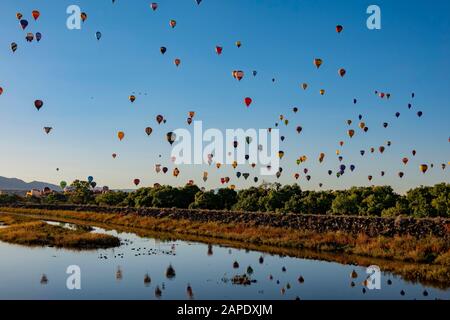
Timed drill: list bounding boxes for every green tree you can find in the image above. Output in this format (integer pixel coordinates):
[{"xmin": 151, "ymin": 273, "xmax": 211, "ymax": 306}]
[
  {"xmin": 95, "ymin": 191, "xmax": 128, "ymax": 206},
  {"xmin": 68, "ymin": 180, "xmax": 94, "ymax": 204},
  {"xmin": 217, "ymin": 188, "xmax": 237, "ymax": 210},
  {"xmin": 189, "ymin": 191, "xmax": 220, "ymax": 209}
]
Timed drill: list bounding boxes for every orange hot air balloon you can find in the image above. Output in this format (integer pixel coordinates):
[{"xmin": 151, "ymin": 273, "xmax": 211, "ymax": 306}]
[
  {"xmin": 216, "ymin": 163, "xmax": 221, "ymax": 169},
  {"xmin": 318, "ymin": 153, "xmax": 325, "ymax": 163},
  {"xmin": 32, "ymin": 10, "xmax": 40, "ymax": 20},
  {"xmin": 244, "ymin": 97, "xmax": 252, "ymax": 107},
  {"xmin": 419, "ymin": 164, "xmax": 428, "ymax": 174},
  {"xmin": 402, "ymin": 157, "xmax": 409, "ymax": 165},
  {"xmin": 174, "ymin": 58, "xmax": 181, "ymax": 67},
  {"xmin": 338, "ymin": 68, "xmax": 346, "ymax": 77},
  {"xmin": 314, "ymin": 58, "xmax": 323, "ymax": 69},
  {"xmin": 173, "ymin": 168, "xmax": 180, "ymax": 177},
  {"xmin": 347, "ymin": 129, "xmax": 355, "ymax": 138},
  {"xmin": 16, "ymin": 13, "xmax": 23, "ymax": 20},
  {"xmin": 336, "ymin": 25, "xmax": 343, "ymax": 33},
  {"xmin": 319, "ymin": 89, "xmax": 325, "ymax": 95},
  {"xmin": 118, "ymin": 131, "xmax": 125, "ymax": 141},
  {"xmin": 188, "ymin": 111, "xmax": 195, "ymax": 118}
]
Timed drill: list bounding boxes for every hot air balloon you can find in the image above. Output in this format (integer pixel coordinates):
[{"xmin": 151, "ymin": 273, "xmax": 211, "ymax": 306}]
[
  {"xmin": 336, "ymin": 25, "xmax": 343, "ymax": 33},
  {"xmin": 145, "ymin": 127, "xmax": 153, "ymax": 136},
  {"xmin": 151, "ymin": 3, "xmax": 158, "ymax": 11},
  {"xmin": 156, "ymin": 115, "xmax": 164, "ymax": 124},
  {"xmin": 232, "ymin": 70, "xmax": 244, "ymax": 81},
  {"xmin": 379, "ymin": 146, "xmax": 385, "ymax": 154},
  {"xmin": 348, "ymin": 129, "xmax": 355, "ymax": 138},
  {"xmin": 278, "ymin": 151, "xmax": 284, "ymax": 159},
  {"xmin": 338, "ymin": 68, "xmax": 346, "ymax": 77},
  {"xmin": 36, "ymin": 32, "xmax": 42, "ymax": 42},
  {"xmin": 395, "ymin": 112, "xmax": 400, "ymax": 118},
  {"xmin": 11, "ymin": 43, "xmax": 18, "ymax": 53},
  {"xmin": 319, "ymin": 89, "xmax": 325, "ymax": 95},
  {"xmin": 129, "ymin": 95, "xmax": 136, "ymax": 103},
  {"xmin": 294, "ymin": 173, "xmax": 300, "ymax": 180},
  {"xmin": 350, "ymin": 165, "xmax": 355, "ymax": 172},
  {"xmin": 16, "ymin": 13, "xmax": 23, "ymax": 20},
  {"xmin": 244, "ymin": 97, "xmax": 252, "ymax": 107},
  {"xmin": 20, "ymin": 19, "xmax": 28, "ymax": 30},
  {"xmin": 195, "ymin": 0, "xmax": 203, "ymax": 5},
  {"xmin": 188, "ymin": 111, "xmax": 195, "ymax": 118},
  {"xmin": 318, "ymin": 153, "xmax": 325, "ymax": 163},
  {"xmin": 96, "ymin": 31, "xmax": 102, "ymax": 40},
  {"xmin": 215, "ymin": 46, "xmax": 223, "ymax": 55},
  {"xmin": 0, "ymin": 87, "xmax": 3, "ymax": 95},
  {"xmin": 173, "ymin": 168, "xmax": 180, "ymax": 177},
  {"xmin": 398, "ymin": 172, "xmax": 404, "ymax": 178},
  {"xmin": 80, "ymin": 12, "xmax": 87, "ymax": 22},
  {"xmin": 32, "ymin": 10, "xmax": 40, "ymax": 20},
  {"xmin": 314, "ymin": 58, "xmax": 323, "ymax": 69},
  {"xmin": 160, "ymin": 46, "xmax": 167, "ymax": 54},
  {"xmin": 87, "ymin": 176, "xmax": 94, "ymax": 183},
  {"xmin": 402, "ymin": 157, "xmax": 409, "ymax": 165},
  {"xmin": 412, "ymin": 150, "xmax": 416, "ymax": 156},
  {"xmin": 301, "ymin": 83, "xmax": 308, "ymax": 90},
  {"xmin": 112, "ymin": 153, "xmax": 117, "ymax": 159},
  {"xmin": 419, "ymin": 164, "xmax": 428, "ymax": 174},
  {"xmin": 292, "ymin": 107, "xmax": 298, "ymax": 113},
  {"xmin": 60, "ymin": 181, "xmax": 67, "ymax": 189},
  {"xmin": 167, "ymin": 132, "xmax": 176, "ymax": 145},
  {"xmin": 235, "ymin": 41, "xmax": 241, "ymax": 48},
  {"xmin": 118, "ymin": 131, "xmax": 125, "ymax": 141},
  {"xmin": 134, "ymin": 179, "xmax": 140, "ymax": 186},
  {"xmin": 353, "ymin": 98, "xmax": 357, "ymax": 104},
  {"xmin": 174, "ymin": 58, "xmax": 181, "ymax": 67},
  {"xmin": 34, "ymin": 100, "xmax": 44, "ymax": 110},
  {"xmin": 417, "ymin": 111, "xmax": 423, "ymax": 117},
  {"xmin": 368, "ymin": 175, "xmax": 373, "ymax": 181},
  {"xmin": 169, "ymin": 19, "xmax": 177, "ymax": 28},
  {"xmin": 26, "ymin": 33, "xmax": 34, "ymax": 42}
]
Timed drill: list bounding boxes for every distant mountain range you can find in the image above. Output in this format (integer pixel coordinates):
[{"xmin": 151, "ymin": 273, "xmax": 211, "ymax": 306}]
[{"xmin": 0, "ymin": 176, "xmax": 61, "ymax": 191}]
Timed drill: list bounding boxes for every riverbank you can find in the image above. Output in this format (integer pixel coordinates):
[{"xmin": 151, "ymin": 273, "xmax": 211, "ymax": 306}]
[
  {"xmin": 0, "ymin": 213, "xmax": 120, "ymax": 249},
  {"xmin": 0, "ymin": 206, "xmax": 449, "ymax": 287}
]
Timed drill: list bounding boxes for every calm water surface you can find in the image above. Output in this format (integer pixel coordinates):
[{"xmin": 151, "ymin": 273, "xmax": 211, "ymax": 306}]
[{"xmin": 0, "ymin": 223, "xmax": 448, "ymax": 300}]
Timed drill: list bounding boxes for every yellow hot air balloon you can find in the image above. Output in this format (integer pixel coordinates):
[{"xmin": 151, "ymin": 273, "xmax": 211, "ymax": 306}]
[
  {"xmin": 359, "ymin": 122, "xmax": 365, "ymax": 129},
  {"xmin": 419, "ymin": 164, "xmax": 428, "ymax": 174},
  {"xmin": 319, "ymin": 89, "xmax": 325, "ymax": 95},
  {"xmin": 235, "ymin": 41, "xmax": 242, "ymax": 48},
  {"xmin": 232, "ymin": 161, "xmax": 238, "ymax": 169},
  {"xmin": 216, "ymin": 163, "xmax": 222, "ymax": 169},
  {"xmin": 336, "ymin": 150, "xmax": 340, "ymax": 155},
  {"xmin": 117, "ymin": 131, "xmax": 125, "ymax": 141},
  {"xmin": 278, "ymin": 151, "xmax": 285, "ymax": 159}
]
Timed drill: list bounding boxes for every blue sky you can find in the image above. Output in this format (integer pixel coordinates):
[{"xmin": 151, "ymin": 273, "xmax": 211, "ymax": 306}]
[{"xmin": 0, "ymin": 0, "xmax": 449, "ymax": 192}]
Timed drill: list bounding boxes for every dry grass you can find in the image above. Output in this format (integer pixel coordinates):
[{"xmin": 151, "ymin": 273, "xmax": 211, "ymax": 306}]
[
  {"xmin": 0, "ymin": 215, "xmax": 120, "ymax": 249},
  {"xmin": 0, "ymin": 207, "xmax": 449, "ymax": 286}
]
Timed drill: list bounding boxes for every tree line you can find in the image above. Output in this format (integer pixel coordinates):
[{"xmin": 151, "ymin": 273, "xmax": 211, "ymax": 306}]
[{"xmin": 1, "ymin": 181, "xmax": 448, "ymax": 218}]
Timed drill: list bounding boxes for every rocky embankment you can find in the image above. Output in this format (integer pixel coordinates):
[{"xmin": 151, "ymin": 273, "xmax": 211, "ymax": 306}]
[{"xmin": 4, "ymin": 203, "xmax": 449, "ymax": 238}]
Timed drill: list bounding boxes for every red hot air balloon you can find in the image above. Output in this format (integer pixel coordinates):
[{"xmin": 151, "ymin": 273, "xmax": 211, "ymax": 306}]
[
  {"xmin": 244, "ymin": 97, "xmax": 252, "ymax": 107},
  {"xmin": 336, "ymin": 25, "xmax": 343, "ymax": 33},
  {"xmin": 215, "ymin": 46, "xmax": 223, "ymax": 55},
  {"xmin": 0, "ymin": 87, "xmax": 3, "ymax": 95},
  {"xmin": 34, "ymin": 100, "xmax": 44, "ymax": 110},
  {"xmin": 32, "ymin": 10, "xmax": 40, "ymax": 20},
  {"xmin": 134, "ymin": 179, "xmax": 140, "ymax": 186},
  {"xmin": 174, "ymin": 58, "xmax": 181, "ymax": 67}
]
